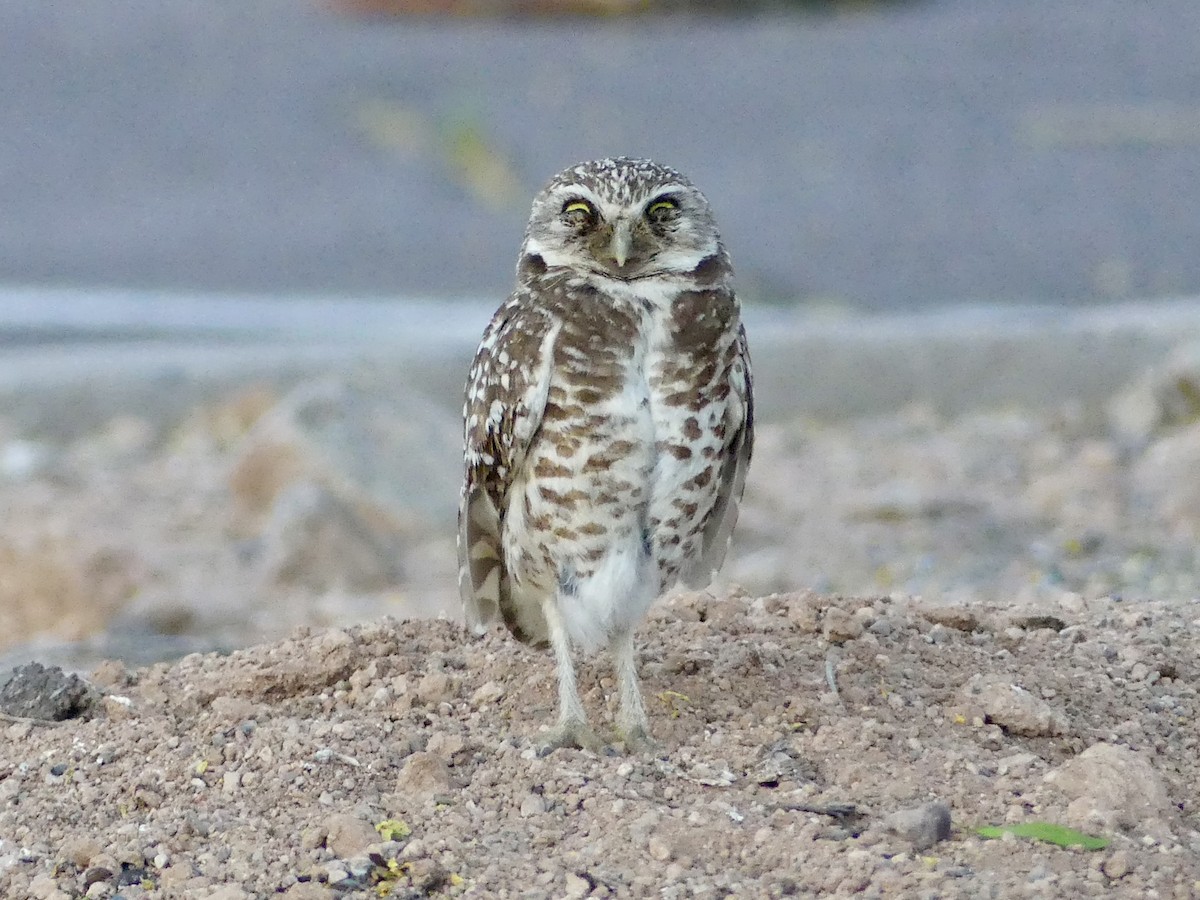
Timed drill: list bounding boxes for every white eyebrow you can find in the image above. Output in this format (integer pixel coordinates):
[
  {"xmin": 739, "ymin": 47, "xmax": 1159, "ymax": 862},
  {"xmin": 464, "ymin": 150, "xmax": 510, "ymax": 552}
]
[{"xmin": 551, "ymin": 185, "xmax": 602, "ymax": 206}]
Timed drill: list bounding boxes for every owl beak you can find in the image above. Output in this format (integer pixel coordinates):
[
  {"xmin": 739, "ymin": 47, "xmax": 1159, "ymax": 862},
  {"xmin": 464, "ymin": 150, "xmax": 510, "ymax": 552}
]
[{"xmin": 609, "ymin": 221, "xmax": 633, "ymax": 269}]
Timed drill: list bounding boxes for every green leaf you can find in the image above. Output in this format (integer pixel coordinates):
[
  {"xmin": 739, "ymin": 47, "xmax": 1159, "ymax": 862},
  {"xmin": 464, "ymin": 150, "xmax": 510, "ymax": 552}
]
[{"xmin": 976, "ymin": 822, "xmax": 1109, "ymax": 851}]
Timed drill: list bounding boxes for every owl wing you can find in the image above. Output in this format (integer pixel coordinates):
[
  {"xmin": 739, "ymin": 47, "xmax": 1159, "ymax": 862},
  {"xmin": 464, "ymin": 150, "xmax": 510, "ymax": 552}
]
[
  {"xmin": 457, "ymin": 295, "xmax": 560, "ymax": 633},
  {"xmin": 692, "ymin": 321, "xmax": 754, "ymax": 583}
]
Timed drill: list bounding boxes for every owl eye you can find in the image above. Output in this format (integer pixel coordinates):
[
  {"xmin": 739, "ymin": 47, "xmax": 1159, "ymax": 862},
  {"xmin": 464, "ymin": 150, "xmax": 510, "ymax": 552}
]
[
  {"xmin": 645, "ymin": 196, "xmax": 679, "ymax": 221},
  {"xmin": 562, "ymin": 199, "xmax": 596, "ymax": 227}
]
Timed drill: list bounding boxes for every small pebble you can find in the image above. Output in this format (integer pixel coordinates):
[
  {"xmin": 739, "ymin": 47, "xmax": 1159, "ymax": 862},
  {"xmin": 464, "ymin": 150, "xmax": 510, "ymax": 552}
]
[
  {"xmin": 822, "ymin": 607, "xmax": 864, "ymax": 643},
  {"xmin": 564, "ymin": 872, "xmax": 592, "ymax": 897},
  {"xmin": 1102, "ymin": 850, "xmax": 1132, "ymax": 879},
  {"xmin": 324, "ymin": 814, "xmax": 378, "ymax": 858},
  {"xmin": 647, "ymin": 836, "xmax": 673, "ymax": 861},
  {"xmin": 520, "ymin": 794, "xmax": 549, "ymax": 817},
  {"xmin": 882, "ymin": 801, "xmax": 952, "ymax": 850}
]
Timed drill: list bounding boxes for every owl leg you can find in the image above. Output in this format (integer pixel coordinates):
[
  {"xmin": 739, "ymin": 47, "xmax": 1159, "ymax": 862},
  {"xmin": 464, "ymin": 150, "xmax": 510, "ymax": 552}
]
[
  {"xmin": 611, "ymin": 629, "xmax": 655, "ymax": 752},
  {"xmin": 536, "ymin": 598, "xmax": 601, "ymax": 755}
]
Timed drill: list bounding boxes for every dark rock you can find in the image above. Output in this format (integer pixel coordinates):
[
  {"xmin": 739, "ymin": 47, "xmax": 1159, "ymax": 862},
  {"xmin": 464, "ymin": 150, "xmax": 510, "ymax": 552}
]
[{"xmin": 0, "ymin": 662, "xmax": 98, "ymax": 721}]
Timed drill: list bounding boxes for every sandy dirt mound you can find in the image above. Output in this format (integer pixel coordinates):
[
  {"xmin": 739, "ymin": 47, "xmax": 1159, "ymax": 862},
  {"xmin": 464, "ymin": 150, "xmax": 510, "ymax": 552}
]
[{"xmin": 1, "ymin": 588, "xmax": 1197, "ymax": 898}]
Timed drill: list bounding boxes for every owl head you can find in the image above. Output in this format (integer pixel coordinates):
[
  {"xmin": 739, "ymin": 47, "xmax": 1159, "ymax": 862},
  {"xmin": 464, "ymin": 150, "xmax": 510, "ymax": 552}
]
[{"xmin": 520, "ymin": 157, "xmax": 723, "ymax": 281}]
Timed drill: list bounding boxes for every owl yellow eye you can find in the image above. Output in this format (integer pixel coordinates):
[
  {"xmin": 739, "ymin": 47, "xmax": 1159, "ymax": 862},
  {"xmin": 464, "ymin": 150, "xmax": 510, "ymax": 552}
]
[
  {"xmin": 646, "ymin": 197, "xmax": 679, "ymax": 218},
  {"xmin": 564, "ymin": 201, "xmax": 593, "ymax": 215},
  {"xmin": 562, "ymin": 199, "xmax": 597, "ymax": 228}
]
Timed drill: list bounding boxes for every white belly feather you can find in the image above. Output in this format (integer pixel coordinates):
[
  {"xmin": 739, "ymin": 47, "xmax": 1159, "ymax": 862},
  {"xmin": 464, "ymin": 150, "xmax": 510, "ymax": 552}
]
[{"xmin": 508, "ymin": 274, "xmax": 727, "ymax": 653}]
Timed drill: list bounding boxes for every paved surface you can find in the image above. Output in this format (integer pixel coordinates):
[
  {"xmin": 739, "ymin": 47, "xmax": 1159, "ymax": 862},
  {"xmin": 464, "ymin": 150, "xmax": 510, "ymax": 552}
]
[
  {"xmin": 2, "ymin": 287, "xmax": 1199, "ymax": 437},
  {"xmin": 3, "ymin": 1, "xmax": 1200, "ymax": 309}
]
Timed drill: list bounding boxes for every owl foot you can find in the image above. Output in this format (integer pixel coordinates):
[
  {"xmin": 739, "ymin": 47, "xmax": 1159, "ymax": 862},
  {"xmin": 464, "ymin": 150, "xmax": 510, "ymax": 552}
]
[
  {"xmin": 536, "ymin": 719, "xmax": 603, "ymax": 756},
  {"xmin": 615, "ymin": 725, "xmax": 659, "ymax": 755}
]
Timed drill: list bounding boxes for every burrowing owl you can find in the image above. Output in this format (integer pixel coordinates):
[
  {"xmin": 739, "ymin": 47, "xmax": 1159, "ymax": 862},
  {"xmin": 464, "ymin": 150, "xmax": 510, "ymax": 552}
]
[{"xmin": 458, "ymin": 157, "xmax": 753, "ymax": 751}]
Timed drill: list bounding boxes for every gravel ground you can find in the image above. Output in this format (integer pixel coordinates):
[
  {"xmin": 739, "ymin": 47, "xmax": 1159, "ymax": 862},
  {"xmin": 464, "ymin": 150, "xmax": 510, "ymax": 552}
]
[{"xmin": 1, "ymin": 589, "xmax": 1198, "ymax": 898}]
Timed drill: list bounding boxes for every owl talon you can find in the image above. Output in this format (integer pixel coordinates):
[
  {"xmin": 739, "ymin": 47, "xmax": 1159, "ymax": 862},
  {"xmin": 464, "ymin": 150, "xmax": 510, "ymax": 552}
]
[
  {"xmin": 536, "ymin": 719, "xmax": 603, "ymax": 756},
  {"xmin": 617, "ymin": 726, "xmax": 659, "ymax": 755}
]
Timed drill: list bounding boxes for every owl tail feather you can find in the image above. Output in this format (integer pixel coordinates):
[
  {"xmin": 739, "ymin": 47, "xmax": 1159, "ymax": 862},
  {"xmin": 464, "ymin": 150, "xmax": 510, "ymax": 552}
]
[{"xmin": 458, "ymin": 485, "xmax": 505, "ymax": 634}]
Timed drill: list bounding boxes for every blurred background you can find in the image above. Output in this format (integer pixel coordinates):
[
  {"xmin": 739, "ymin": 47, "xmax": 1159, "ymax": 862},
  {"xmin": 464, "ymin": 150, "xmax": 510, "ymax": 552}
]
[
  {"xmin": 1, "ymin": 0, "xmax": 1199, "ymax": 674},
  {"xmin": 5, "ymin": 0, "xmax": 1200, "ymax": 306}
]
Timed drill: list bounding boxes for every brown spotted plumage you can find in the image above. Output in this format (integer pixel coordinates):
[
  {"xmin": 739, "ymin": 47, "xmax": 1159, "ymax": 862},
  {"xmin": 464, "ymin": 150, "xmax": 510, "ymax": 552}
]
[{"xmin": 458, "ymin": 158, "xmax": 753, "ymax": 751}]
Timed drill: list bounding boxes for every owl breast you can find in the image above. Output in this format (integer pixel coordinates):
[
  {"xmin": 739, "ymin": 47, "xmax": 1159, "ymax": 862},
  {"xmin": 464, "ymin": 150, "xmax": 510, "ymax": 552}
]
[{"xmin": 501, "ymin": 276, "xmax": 739, "ymax": 650}]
